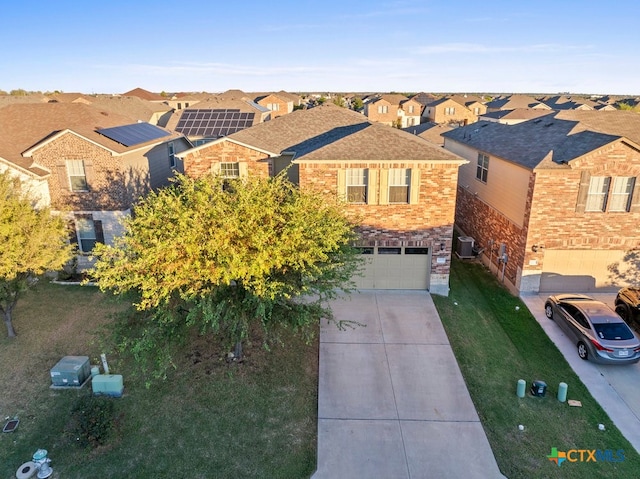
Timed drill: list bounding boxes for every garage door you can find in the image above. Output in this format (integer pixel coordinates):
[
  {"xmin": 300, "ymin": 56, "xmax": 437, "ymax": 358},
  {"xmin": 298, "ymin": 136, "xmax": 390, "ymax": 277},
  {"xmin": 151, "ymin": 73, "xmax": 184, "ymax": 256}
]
[
  {"xmin": 353, "ymin": 246, "xmax": 431, "ymax": 290},
  {"xmin": 539, "ymin": 249, "xmax": 626, "ymax": 293}
]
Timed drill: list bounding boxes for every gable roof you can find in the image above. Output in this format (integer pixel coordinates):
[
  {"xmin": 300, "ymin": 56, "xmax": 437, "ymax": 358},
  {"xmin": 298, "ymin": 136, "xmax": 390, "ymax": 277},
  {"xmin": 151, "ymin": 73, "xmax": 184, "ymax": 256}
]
[
  {"xmin": 0, "ymin": 103, "xmax": 179, "ymax": 176},
  {"xmin": 484, "ymin": 94, "xmax": 549, "ymax": 111},
  {"xmin": 209, "ymin": 104, "xmax": 464, "ymax": 163},
  {"xmin": 480, "ymin": 108, "xmax": 553, "ymax": 122},
  {"xmin": 443, "ymin": 110, "xmax": 640, "ymax": 169},
  {"xmin": 122, "ymin": 87, "xmax": 165, "ymax": 101}
]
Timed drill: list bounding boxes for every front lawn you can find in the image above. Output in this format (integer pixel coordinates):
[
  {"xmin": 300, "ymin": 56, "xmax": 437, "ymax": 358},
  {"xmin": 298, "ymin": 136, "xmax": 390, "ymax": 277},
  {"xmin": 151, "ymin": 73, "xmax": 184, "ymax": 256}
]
[
  {"xmin": 0, "ymin": 281, "xmax": 317, "ymax": 478},
  {"xmin": 432, "ymin": 258, "xmax": 640, "ymax": 478}
]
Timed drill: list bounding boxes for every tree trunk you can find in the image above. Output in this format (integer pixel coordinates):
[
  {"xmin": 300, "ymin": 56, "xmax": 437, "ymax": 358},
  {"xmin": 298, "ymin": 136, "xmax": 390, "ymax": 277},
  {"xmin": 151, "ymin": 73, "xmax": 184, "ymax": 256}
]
[{"xmin": 3, "ymin": 310, "xmax": 16, "ymax": 338}]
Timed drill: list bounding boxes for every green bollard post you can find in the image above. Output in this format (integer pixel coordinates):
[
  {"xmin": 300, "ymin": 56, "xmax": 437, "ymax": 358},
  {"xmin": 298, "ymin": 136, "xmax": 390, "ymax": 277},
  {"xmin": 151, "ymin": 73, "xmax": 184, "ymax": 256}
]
[
  {"xmin": 558, "ymin": 382, "xmax": 568, "ymax": 402},
  {"xmin": 517, "ymin": 379, "xmax": 526, "ymax": 398}
]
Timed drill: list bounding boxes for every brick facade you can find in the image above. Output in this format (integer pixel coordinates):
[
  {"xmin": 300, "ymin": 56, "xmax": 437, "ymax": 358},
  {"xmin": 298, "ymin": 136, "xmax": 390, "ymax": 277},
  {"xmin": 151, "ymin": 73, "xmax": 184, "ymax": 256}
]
[
  {"xmin": 455, "ymin": 140, "xmax": 640, "ymax": 293},
  {"xmin": 300, "ymin": 161, "xmax": 461, "ymax": 277},
  {"xmin": 33, "ymin": 132, "xmax": 134, "ymax": 211},
  {"xmin": 183, "ymin": 141, "xmax": 272, "ymax": 179}
]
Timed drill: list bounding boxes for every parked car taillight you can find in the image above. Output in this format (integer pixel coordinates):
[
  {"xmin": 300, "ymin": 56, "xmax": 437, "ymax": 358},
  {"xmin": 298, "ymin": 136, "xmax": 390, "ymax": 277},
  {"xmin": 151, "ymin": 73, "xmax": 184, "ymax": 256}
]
[{"xmin": 590, "ymin": 339, "xmax": 614, "ymax": 352}]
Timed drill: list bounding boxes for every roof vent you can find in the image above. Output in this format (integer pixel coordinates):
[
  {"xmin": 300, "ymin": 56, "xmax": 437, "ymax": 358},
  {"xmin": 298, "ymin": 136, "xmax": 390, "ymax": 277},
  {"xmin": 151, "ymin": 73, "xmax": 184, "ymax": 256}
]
[
  {"xmin": 533, "ymin": 119, "xmax": 542, "ymax": 123},
  {"xmin": 544, "ymin": 122, "xmax": 554, "ymax": 127}
]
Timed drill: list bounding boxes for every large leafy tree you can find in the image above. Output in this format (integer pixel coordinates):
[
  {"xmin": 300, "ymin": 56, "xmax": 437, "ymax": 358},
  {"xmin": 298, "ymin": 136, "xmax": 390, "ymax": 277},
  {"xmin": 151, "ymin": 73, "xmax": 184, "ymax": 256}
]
[
  {"xmin": 92, "ymin": 173, "xmax": 361, "ymax": 375},
  {"xmin": 0, "ymin": 172, "xmax": 74, "ymax": 337}
]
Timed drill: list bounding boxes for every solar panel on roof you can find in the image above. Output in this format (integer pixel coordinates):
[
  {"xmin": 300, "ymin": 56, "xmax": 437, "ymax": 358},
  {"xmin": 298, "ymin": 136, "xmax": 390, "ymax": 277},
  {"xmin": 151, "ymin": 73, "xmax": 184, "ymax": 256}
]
[
  {"xmin": 175, "ymin": 109, "xmax": 256, "ymax": 138},
  {"xmin": 97, "ymin": 123, "xmax": 170, "ymax": 147}
]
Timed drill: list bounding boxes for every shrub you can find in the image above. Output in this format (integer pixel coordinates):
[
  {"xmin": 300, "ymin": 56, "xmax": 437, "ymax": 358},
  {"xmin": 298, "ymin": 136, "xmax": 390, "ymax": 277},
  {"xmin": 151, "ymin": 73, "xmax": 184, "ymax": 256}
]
[{"xmin": 68, "ymin": 395, "xmax": 117, "ymax": 448}]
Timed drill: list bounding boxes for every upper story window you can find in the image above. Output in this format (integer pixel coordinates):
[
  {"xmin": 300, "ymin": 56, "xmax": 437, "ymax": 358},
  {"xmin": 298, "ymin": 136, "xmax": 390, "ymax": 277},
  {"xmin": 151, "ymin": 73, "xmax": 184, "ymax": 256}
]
[
  {"xmin": 476, "ymin": 154, "xmax": 489, "ymax": 183},
  {"xmin": 168, "ymin": 142, "xmax": 176, "ymax": 168},
  {"xmin": 474, "ymin": 107, "xmax": 481, "ymax": 115},
  {"xmin": 346, "ymin": 168, "xmax": 368, "ymax": 203},
  {"xmin": 267, "ymin": 103, "xmax": 280, "ymax": 111},
  {"xmin": 66, "ymin": 160, "xmax": 88, "ymax": 191},
  {"xmin": 445, "ymin": 107, "xmax": 456, "ymax": 115},
  {"xmin": 377, "ymin": 105, "xmax": 389, "ymax": 114},
  {"xmin": 408, "ymin": 105, "xmax": 415, "ymax": 114},
  {"xmin": 388, "ymin": 169, "xmax": 410, "ymax": 203},
  {"xmin": 586, "ymin": 176, "xmax": 635, "ymax": 212}
]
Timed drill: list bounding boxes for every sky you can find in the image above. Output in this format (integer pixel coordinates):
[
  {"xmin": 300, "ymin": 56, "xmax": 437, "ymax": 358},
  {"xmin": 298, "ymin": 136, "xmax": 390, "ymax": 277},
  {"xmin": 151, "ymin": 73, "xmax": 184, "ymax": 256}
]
[{"xmin": 2, "ymin": 0, "xmax": 639, "ymax": 96}]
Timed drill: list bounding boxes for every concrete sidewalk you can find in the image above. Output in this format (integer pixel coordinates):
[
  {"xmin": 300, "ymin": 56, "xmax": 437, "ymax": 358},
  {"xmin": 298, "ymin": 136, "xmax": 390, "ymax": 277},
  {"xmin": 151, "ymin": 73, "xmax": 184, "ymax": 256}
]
[
  {"xmin": 521, "ymin": 293, "xmax": 640, "ymax": 454},
  {"xmin": 312, "ymin": 291, "xmax": 505, "ymax": 479}
]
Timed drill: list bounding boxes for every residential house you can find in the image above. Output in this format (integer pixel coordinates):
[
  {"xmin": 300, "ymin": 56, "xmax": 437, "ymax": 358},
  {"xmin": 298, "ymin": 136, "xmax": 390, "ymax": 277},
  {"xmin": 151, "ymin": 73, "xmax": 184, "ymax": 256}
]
[
  {"xmin": 422, "ymin": 97, "xmax": 479, "ymax": 125},
  {"xmin": 178, "ymin": 103, "xmax": 467, "ymax": 294},
  {"xmin": 121, "ymin": 87, "xmax": 166, "ymax": 103},
  {"xmin": 0, "ymin": 102, "xmax": 191, "ymax": 266},
  {"xmin": 442, "ymin": 110, "xmax": 640, "ymax": 294},
  {"xmin": 364, "ymin": 94, "xmax": 422, "ymax": 128},
  {"xmin": 540, "ymin": 95, "xmax": 599, "ymax": 111},
  {"xmin": 255, "ymin": 91, "xmax": 301, "ymax": 118},
  {"xmin": 484, "ymin": 94, "xmax": 551, "ymax": 112},
  {"xmin": 165, "ymin": 96, "xmax": 271, "ymax": 147},
  {"xmin": 479, "ymin": 108, "xmax": 555, "ymax": 125},
  {"xmin": 409, "ymin": 92, "xmax": 439, "ymax": 113},
  {"xmin": 163, "ymin": 93, "xmax": 202, "ymax": 111}
]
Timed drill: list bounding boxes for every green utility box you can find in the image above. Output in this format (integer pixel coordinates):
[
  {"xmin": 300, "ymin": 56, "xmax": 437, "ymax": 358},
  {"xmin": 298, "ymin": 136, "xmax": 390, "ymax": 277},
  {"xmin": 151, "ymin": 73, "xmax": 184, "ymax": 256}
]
[
  {"xmin": 92, "ymin": 374, "xmax": 124, "ymax": 397},
  {"xmin": 50, "ymin": 356, "xmax": 90, "ymax": 387}
]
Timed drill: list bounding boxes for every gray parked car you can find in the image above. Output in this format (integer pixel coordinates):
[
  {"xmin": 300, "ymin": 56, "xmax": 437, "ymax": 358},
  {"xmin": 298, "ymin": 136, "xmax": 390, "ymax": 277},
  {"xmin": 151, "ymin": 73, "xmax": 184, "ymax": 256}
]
[{"xmin": 544, "ymin": 294, "xmax": 640, "ymax": 364}]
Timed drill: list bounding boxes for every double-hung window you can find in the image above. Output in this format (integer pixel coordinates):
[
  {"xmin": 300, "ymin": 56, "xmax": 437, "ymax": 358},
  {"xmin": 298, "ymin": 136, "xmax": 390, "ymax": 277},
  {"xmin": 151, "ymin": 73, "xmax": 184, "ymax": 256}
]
[
  {"xmin": 585, "ymin": 176, "xmax": 610, "ymax": 212},
  {"xmin": 608, "ymin": 177, "xmax": 635, "ymax": 212},
  {"xmin": 388, "ymin": 169, "xmax": 410, "ymax": 203},
  {"xmin": 377, "ymin": 105, "xmax": 389, "ymax": 114},
  {"xmin": 586, "ymin": 176, "xmax": 635, "ymax": 212},
  {"xmin": 476, "ymin": 154, "xmax": 489, "ymax": 183},
  {"xmin": 66, "ymin": 160, "xmax": 88, "ymax": 191},
  {"xmin": 220, "ymin": 162, "xmax": 240, "ymax": 178},
  {"xmin": 346, "ymin": 169, "xmax": 368, "ymax": 203}
]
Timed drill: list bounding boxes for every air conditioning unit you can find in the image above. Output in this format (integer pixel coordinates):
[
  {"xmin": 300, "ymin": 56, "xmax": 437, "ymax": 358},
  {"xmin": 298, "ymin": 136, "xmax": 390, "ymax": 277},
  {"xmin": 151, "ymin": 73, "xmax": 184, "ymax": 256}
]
[{"xmin": 456, "ymin": 236, "xmax": 475, "ymax": 259}]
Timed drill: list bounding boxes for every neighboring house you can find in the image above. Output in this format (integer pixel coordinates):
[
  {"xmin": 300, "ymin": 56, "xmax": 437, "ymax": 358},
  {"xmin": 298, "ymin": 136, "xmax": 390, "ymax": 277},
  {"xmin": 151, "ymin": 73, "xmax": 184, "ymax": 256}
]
[
  {"xmin": 165, "ymin": 97, "xmax": 270, "ymax": 147},
  {"xmin": 540, "ymin": 95, "xmax": 598, "ymax": 111},
  {"xmin": 422, "ymin": 97, "xmax": 478, "ymax": 125},
  {"xmin": 88, "ymin": 95, "xmax": 175, "ymax": 126},
  {"xmin": 178, "ymin": 103, "xmax": 467, "ymax": 294},
  {"xmin": 163, "ymin": 93, "xmax": 202, "ymax": 111},
  {"xmin": 479, "ymin": 108, "xmax": 555, "ymax": 125},
  {"xmin": 364, "ymin": 94, "xmax": 422, "ymax": 127},
  {"xmin": 484, "ymin": 94, "xmax": 551, "ymax": 112},
  {"xmin": 442, "ymin": 110, "xmax": 640, "ymax": 294},
  {"xmin": 409, "ymin": 92, "xmax": 439, "ymax": 113},
  {"xmin": 121, "ymin": 87, "xmax": 166, "ymax": 103},
  {"xmin": 255, "ymin": 91, "xmax": 301, "ymax": 118},
  {"xmin": 0, "ymin": 102, "xmax": 191, "ymax": 266}
]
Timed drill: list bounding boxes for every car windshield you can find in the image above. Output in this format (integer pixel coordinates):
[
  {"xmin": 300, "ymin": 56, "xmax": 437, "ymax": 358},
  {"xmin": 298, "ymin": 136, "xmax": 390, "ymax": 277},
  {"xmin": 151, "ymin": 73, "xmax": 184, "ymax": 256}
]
[{"xmin": 593, "ymin": 323, "xmax": 634, "ymax": 341}]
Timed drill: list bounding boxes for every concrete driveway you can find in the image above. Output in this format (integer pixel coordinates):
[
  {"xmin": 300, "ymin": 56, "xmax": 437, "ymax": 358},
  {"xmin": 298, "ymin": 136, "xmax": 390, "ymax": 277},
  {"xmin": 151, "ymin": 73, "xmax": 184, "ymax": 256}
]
[
  {"xmin": 312, "ymin": 291, "xmax": 505, "ymax": 479},
  {"xmin": 521, "ymin": 293, "xmax": 640, "ymax": 454}
]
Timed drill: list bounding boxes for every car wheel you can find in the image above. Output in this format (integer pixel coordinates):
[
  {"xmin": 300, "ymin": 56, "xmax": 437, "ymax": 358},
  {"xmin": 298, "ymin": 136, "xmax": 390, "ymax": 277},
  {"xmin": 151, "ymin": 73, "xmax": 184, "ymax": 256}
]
[
  {"xmin": 544, "ymin": 303, "xmax": 554, "ymax": 319},
  {"xmin": 616, "ymin": 304, "xmax": 630, "ymax": 322},
  {"xmin": 577, "ymin": 342, "xmax": 588, "ymax": 361}
]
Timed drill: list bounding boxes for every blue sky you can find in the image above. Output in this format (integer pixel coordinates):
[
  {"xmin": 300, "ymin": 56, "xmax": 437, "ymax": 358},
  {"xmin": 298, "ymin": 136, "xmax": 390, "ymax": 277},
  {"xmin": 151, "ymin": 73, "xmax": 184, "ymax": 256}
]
[{"xmin": 3, "ymin": 0, "xmax": 638, "ymax": 95}]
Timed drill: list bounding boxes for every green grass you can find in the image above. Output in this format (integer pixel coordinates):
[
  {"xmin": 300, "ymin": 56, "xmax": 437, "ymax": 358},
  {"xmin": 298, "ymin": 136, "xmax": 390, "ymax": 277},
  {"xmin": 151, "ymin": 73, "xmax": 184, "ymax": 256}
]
[
  {"xmin": 432, "ymin": 258, "xmax": 640, "ymax": 478},
  {"xmin": 0, "ymin": 281, "xmax": 318, "ymax": 478}
]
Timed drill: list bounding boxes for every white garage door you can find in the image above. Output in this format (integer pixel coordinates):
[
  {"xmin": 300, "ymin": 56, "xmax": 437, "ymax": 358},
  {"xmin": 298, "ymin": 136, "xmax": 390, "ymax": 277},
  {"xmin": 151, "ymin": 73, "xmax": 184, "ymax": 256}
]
[
  {"xmin": 354, "ymin": 246, "xmax": 431, "ymax": 290},
  {"xmin": 539, "ymin": 249, "xmax": 626, "ymax": 293}
]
